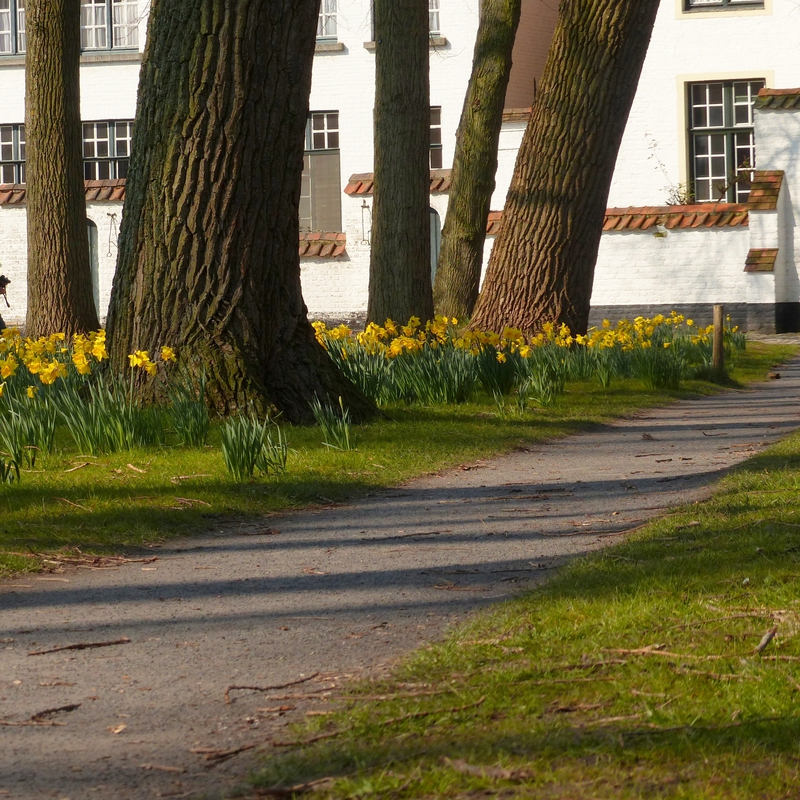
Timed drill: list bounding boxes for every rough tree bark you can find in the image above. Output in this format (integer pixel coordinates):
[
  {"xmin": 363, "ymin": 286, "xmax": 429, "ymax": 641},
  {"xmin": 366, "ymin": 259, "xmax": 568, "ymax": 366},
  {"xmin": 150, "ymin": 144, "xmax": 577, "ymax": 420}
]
[
  {"xmin": 367, "ymin": 0, "xmax": 434, "ymax": 325},
  {"xmin": 106, "ymin": 0, "xmax": 374, "ymax": 423},
  {"xmin": 432, "ymin": 0, "xmax": 521, "ymax": 321},
  {"xmin": 470, "ymin": 0, "xmax": 660, "ymax": 335},
  {"xmin": 25, "ymin": 0, "xmax": 99, "ymax": 337}
]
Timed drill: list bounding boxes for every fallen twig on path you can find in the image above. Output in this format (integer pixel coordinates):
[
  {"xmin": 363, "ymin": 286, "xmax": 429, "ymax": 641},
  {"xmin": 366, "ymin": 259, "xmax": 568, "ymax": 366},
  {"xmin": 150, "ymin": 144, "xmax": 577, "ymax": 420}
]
[
  {"xmin": 378, "ymin": 696, "xmax": 485, "ymax": 727},
  {"xmin": 28, "ymin": 637, "xmax": 130, "ymax": 656},
  {"xmin": 139, "ymin": 763, "xmax": 186, "ymax": 773},
  {"xmin": 55, "ymin": 497, "xmax": 92, "ymax": 512},
  {"xmin": 29, "ymin": 703, "xmax": 81, "ymax": 721},
  {"xmin": 604, "ymin": 646, "xmax": 728, "ymax": 661},
  {"xmin": 225, "ymin": 672, "xmax": 320, "ymax": 704},
  {"xmin": 672, "ymin": 666, "xmax": 760, "ymax": 681},
  {"xmin": 191, "ymin": 743, "xmax": 260, "ymax": 762}
]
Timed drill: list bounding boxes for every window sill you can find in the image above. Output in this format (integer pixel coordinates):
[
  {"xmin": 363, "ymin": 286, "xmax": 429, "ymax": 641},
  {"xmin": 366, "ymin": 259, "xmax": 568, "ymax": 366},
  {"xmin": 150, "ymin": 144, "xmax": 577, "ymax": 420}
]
[
  {"xmin": 81, "ymin": 50, "xmax": 142, "ymax": 64},
  {"xmin": 363, "ymin": 36, "xmax": 449, "ymax": 52},
  {"xmin": 315, "ymin": 41, "xmax": 345, "ymax": 53},
  {"xmin": 0, "ymin": 50, "xmax": 142, "ymax": 67}
]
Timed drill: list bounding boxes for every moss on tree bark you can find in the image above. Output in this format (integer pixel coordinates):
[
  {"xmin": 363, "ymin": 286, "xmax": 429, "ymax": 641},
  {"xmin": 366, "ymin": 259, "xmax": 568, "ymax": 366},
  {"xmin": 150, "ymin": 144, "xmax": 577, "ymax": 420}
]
[
  {"xmin": 25, "ymin": 0, "xmax": 99, "ymax": 337},
  {"xmin": 106, "ymin": 0, "xmax": 375, "ymax": 424}
]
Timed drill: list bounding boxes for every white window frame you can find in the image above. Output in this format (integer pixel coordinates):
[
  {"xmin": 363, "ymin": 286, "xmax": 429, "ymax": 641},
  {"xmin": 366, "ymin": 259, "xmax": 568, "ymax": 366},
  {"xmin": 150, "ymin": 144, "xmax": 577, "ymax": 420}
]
[
  {"xmin": 317, "ymin": 0, "xmax": 336, "ymax": 40},
  {"xmin": 429, "ymin": 0, "xmax": 441, "ymax": 36},
  {"xmin": 80, "ymin": 0, "xmax": 139, "ymax": 51}
]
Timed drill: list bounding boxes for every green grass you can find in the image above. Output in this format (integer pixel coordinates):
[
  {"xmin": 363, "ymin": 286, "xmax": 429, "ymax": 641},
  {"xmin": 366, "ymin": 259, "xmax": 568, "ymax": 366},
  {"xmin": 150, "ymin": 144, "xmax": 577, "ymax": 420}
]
[
  {"xmin": 0, "ymin": 342, "xmax": 794, "ymax": 580},
  {"xmin": 249, "ymin": 372, "xmax": 800, "ymax": 800}
]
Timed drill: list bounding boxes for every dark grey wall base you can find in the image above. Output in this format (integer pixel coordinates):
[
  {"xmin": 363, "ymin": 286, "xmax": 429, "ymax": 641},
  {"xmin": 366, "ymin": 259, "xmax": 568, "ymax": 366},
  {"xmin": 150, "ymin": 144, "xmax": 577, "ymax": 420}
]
[{"xmin": 589, "ymin": 304, "xmax": 791, "ymax": 334}]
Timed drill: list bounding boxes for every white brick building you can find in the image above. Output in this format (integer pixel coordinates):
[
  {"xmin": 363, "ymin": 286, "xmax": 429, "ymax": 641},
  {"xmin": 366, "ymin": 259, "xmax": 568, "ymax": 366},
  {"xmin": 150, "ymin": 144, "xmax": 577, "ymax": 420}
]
[{"xmin": 2, "ymin": 0, "xmax": 800, "ymax": 331}]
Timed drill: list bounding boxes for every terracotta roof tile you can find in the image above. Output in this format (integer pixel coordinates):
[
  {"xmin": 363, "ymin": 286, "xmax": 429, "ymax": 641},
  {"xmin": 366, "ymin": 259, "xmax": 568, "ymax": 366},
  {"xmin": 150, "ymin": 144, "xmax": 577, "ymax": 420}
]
[
  {"xmin": 744, "ymin": 248, "xmax": 778, "ymax": 273},
  {"xmin": 0, "ymin": 179, "xmax": 127, "ymax": 206},
  {"xmin": 487, "ymin": 203, "xmax": 751, "ymax": 236},
  {"xmin": 299, "ymin": 231, "xmax": 347, "ymax": 259},
  {"xmin": 747, "ymin": 170, "xmax": 783, "ymax": 210},
  {"xmin": 345, "ymin": 169, "xmax": 452, "ymax": 196},
  {"xmin": 755, "ymin": 88, "xmax": 800, "ymax": 110}
]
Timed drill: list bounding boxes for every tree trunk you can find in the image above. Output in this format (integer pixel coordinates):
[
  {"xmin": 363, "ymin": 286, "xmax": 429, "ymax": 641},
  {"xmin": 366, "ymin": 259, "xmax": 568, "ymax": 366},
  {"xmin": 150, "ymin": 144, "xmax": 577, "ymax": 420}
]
[
  {"xmin": 367, "ymin": 0, "xmax": 434, "ymax": 325},
  {"xmin": 25, "ymin": 0, "xmax": 99, "ymax": 337},
  {"xmin": 470, "ymin": 0, "xmax": 660, "ymax": 336},
  {"xmin": 106, "ymin": 0, "xmax": 375, "ymax": 424},
  {"xmin": 433, "ymin": 0, "xmax": 521, "ymax": 321}
]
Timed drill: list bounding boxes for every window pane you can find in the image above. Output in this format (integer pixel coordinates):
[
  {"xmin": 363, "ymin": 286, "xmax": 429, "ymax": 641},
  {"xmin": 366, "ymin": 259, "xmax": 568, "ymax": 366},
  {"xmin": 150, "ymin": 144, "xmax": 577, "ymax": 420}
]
[
  {"xmin": 16, "ymin": 0, "xmax": 24, "ymax": 52},
  {"xmin": 0, "ymin": 0, "xmax": 11, "ymax": 54},
  {"xmin": 112, "ymin": 0, "xmax": 138, "ymax": 48},
  {"xmin": 0, "ymin": 125, "xmax": 12, "ymax": 162},
  {"xmin": 429, "ymin": 148, "xmax": 443, "ymax": 169},
  {"xmin": 0, "ymin": 164, "xmax": 14, "ymax": 183},
  {"xmin": 81, "ymin": 0, "xmax": 107, "ymax": 49},
  {"xmin": 317, "ymin": 0, "xmax": 336, "ymax": 38},
  {"xmin": 429, "ymin": 0, "xmax": 440, "ymax": 34}
]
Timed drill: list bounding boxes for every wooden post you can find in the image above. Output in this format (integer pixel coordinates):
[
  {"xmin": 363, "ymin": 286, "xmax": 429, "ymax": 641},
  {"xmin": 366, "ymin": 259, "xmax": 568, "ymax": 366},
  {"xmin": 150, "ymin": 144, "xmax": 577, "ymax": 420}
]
[{"xmin": 712, "ymin": 304, "xmax": 724, "ymax": 376}]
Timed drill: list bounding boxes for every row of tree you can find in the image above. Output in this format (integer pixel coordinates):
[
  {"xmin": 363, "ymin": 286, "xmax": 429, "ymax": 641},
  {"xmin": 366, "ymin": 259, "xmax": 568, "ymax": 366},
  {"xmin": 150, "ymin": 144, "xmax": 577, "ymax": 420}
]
[{"xmin": 23, "ymin": 0, "xmax": 660, "ymax": 422}]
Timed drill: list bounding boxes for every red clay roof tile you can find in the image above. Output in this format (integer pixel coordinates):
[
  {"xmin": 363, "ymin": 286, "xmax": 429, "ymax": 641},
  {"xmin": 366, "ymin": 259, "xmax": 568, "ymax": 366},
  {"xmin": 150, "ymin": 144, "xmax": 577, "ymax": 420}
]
[
  {"xmin": 345, "ymin": 170, "xmax": 453, "ymax": 196},
  {"xmin": 755, "ymin": 88, "xmax": 800, "ymax": 110},
  {"xmin": 299, "ymin": 231, "xmax": 347, "ymax": 259}
]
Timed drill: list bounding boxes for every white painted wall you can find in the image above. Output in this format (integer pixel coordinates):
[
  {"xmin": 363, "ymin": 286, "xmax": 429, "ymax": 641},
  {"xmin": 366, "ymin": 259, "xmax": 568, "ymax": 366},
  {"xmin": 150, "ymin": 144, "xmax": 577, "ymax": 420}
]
[
  {"xmin": 608, "ymin": 0, "xmax": 800, "ymax": 207},
  {"xmin": 593, "ymin": 227, "xmax": 755, "ymax": 306}
]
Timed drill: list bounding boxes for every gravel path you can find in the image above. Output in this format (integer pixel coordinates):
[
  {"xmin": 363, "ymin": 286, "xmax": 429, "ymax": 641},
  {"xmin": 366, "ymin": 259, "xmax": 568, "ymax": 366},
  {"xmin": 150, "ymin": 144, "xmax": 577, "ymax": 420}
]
[{"xmin": 2, "ymin": 362, "xmax": 800, "ymax": 800}]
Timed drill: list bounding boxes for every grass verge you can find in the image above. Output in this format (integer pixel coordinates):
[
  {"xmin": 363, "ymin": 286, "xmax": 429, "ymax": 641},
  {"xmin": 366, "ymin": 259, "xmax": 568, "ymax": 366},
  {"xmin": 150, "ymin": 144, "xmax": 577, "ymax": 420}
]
[
  {"xmin": 0, "ymin": 342, "xmax": 794, "ymax": 579},
  {"xmin": 250, "ymin": 392, "xmax": 800, "ymax": 799}
]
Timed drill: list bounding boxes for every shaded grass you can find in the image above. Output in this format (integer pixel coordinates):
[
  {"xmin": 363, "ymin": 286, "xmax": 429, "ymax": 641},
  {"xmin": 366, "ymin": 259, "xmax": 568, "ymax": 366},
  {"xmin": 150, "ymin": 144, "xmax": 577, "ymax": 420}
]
[
  {"xmin": 249, "ymin": 415, "xmax": 800, "ymax": 799},
  {"xmin": 0, "ymin": 342, "xmax": 794, "ymax": 580}
]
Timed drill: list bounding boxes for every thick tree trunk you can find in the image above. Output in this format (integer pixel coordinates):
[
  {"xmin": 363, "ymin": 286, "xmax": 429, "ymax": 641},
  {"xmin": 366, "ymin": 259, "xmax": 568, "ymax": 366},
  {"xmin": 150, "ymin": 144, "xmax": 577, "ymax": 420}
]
[
  {"xmin": 367, "ymin": 0, "xmax": 434, "ymax": 325},
  {"xmin": 25, "ymin": 0, "xmax": 99, "ymax": 337},
  {"xmin": 106, "ymin": 0, "xmax": 374, "ymax": 424},
  {"xmin": 470, "ymin": 0, "xmax": 660, "ymax": 336},
  {"xmin": 433, "ymin": 0, "xmax": 521, "ymax": 321}
]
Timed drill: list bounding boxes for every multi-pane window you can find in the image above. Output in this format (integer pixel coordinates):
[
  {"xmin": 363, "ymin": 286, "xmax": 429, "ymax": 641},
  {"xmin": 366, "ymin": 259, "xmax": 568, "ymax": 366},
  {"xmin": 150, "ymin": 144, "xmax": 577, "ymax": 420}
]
[
  {"xmin": 80, "ymin": 0, "xmax": 139, "ymax": 50},
  {"xmin": 429, "ymin": 107, "xmax": 442, "ymax": 169},
  {"xmin": 83, "ymin": 121, "xmax": 133, "ymax": 180},
  {"xmin": 0, "ymin": 124, "xmax": 25, "ymax": 184},
  {"xmin": 429, "ymin": 0, "xmax": 441, "ymax": 35},
  {"xmin": 0, "ymin": 0, "xmax": 25, "ymax": 55},
  {"xmin": 689, "ymin": 79, "xmax": 764, "ymax": 203},
  {"xmin": 317, "ymin": 0, "xmax": 336, "ymax": 40},
  {"xmin": 685, "ymin": 0, "xmax": 764, "ymax": 9},
  {"xmin": 300, "ymin": 112, "xmax": 342, "ymax": 233}
]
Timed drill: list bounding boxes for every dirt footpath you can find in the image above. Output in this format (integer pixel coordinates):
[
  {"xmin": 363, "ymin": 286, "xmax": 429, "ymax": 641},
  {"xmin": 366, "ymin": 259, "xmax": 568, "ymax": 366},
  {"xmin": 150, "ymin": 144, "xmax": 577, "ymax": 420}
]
[{"xmin": 2, "ymin": 362, "xmax": 800, "ymax": 800}]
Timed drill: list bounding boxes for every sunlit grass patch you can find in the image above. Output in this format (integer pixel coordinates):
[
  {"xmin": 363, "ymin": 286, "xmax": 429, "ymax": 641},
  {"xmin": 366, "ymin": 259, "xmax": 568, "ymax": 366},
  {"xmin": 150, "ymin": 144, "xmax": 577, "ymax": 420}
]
[{"xmin": 250, "ymin": 427, "xmax": 800, "ymax": 799}]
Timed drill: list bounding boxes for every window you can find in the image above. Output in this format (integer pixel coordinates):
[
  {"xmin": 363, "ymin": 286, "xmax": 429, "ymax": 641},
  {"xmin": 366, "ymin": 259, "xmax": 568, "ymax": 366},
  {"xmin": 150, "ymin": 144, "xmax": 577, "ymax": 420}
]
[
  {"xmin": 688, "ymin": 79, "xmax": 764, "ymax": 203},
  {"xmin": 684, "ymin": 0, "xmax": 764, "ymax": 10},
  {"xmin": 81, "ymin": 0, "xmax": 139, "ymax": 50},
  {"xmin": 0, "ymin": 124, "xmax": 25, "ymax": 184},
  {"xmin": 317, "ymin": 0, "xmax": 336, "ymax": 39},
  {"xmin": 369, "ymin": 0, "xmax": 442, "ymax": 42},
  {"xmin": 429, "ymin": 0, "xmax": 440, "ymax": 35},
  {"xmin": 300, "ymin": 112, "xmax": 342, "ymax": 233},
  {"xmin": 0, "ymin": 0, "xmax": 25, "ymax": 55},
  {"xmin": 429, "ymin": 107, "xmax": 442, "ymax": 169},
  {"xmin": 83, "ymin": 120, "xmax": 133, "ymax": 180},
  {"xmin": 1, "ymin": 0, "xmax": 137, "ymax": 54}
]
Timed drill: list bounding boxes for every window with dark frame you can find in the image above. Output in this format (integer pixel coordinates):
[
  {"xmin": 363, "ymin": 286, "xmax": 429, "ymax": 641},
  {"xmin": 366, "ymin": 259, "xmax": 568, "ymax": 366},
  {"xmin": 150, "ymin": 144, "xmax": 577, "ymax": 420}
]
[
  {"xmin": 83, "ymin": 120, "xmax": 133, "ymax": 180},
  {"xmin": 300, "ymin": 111, "xmax": 342, "ymax": 233},
  {"xmin": 684, "ymin": 0, "xmax": 765, "ymax": 10},
  {"xmin": 429, "ymin": 106, "xmax": 442, "ymax": 169},
  {"xmin": 688, "ymin": 79, "xmax": 764, "ymax": 203},
  {"xmin": 0, "ymin": 0, "xmax": 24, "ymax": 55},
  {"xmin": 1, "ymin": 0, "xmax": 137, "ymax": 55},
  {"xmin": 0, "ymin": 123, "xmax": 25, "ymax": 184}
]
